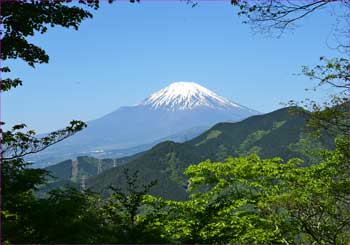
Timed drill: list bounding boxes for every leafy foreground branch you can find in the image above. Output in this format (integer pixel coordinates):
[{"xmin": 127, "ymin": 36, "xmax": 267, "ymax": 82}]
[
  {"xmin": 1, "ymin": 120, "xmax": 87, "ymax": 160},
  {"xmin": 2, "ymin": 137, "xmax": 349, "ymax": 244}
]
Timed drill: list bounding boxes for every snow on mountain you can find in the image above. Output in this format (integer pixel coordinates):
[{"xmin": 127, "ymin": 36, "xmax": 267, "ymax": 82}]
[
  {"xmin": 29, "ymin": 81, "xmax": 260, "ymax": 166},
  {"xmin": 140, "ymin": 81, "xmax": 243, "ymax": 111}
]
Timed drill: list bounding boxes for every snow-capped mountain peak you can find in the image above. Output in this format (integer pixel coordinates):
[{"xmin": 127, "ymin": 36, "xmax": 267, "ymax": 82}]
[
  {"xmin": 31, "ymin": 81, "xmax": 260, "ymax": 165},
  {"xmin": 140, "ymin": 81, "xmax": 243, "ymax": 111}
]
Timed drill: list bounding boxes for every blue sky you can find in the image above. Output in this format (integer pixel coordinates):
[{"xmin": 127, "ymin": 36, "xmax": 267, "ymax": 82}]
[{"xmin": 3, "ymin": 1, "xmax": 339, "ymax": 133}]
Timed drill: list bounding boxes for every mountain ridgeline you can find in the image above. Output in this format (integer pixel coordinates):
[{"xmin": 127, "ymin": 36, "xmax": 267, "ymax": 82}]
[{"xmin": 84, "ymin": 107, "xmax": 332, "ymax": 200}]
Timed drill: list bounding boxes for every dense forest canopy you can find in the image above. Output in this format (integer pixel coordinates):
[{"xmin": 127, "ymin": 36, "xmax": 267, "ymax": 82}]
[{"xmin": 1, "ymin": 0, "xmax": 349, "ymax": 244}]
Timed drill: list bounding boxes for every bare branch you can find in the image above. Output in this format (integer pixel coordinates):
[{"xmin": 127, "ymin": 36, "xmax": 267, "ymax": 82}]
[{"xmin": 231, "ymin": 1, "xmax": 344, "ymax": 37}]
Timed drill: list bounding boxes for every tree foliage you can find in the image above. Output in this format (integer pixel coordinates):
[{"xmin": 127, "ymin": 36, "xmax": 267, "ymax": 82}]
[
  {"xmin": 300, "ymin": 57, "xmax": 350, "ymax": 136},
  {"xmin": 0, "ymin": 0, "xmax": 99, "ymax": 92},
  {"xmin": 0, "ymin": 1, "xmax": 97, "ymax": 243},
  {"xmin": 99, "ymin": 169, "xmax": 171, "ymax": 243}
]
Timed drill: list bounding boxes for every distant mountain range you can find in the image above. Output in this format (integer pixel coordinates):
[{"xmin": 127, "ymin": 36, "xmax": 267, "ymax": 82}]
[
  {"xmin": 43, "ymin": 107, "xmax": 333, "ymax": 200},
  {"xmin": 28, "ymin": 82, "xmax": 259, "ymax": 167}
]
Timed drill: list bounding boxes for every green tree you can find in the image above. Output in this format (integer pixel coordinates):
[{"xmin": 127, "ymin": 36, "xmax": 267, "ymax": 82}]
[
  {"xmin": 0, "ymin": 1, "xmax": 99, "ymax": 243},
  {"xmin": 1, "ymin": 158, "xmax": 47, "ymax": 243},
  {"xmin": 181, "ymin": 155, "xmax": 300, "ymax": 244},
  {"xmin": 297, "ymin": 57, "xmax": 350, "ymax": 137},
  {"xmin": 101, "ymin": 169, "xmax": 169, "ymax": 243},
  {"xmin": 271, "ymin": 137, "xmax": 350, "ymax": 243}
]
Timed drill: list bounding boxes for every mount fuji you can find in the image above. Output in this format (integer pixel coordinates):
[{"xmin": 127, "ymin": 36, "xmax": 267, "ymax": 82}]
[{"xmin": 29, "ymin": 82, "xmax": 260, "ymax": 166}]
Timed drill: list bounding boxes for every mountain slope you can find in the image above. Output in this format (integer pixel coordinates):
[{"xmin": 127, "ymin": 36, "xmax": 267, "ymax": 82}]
[
  {"xmin": 87, "ymin": 107, "xmax": 333, "ymax": 200},
  {"xmin": 28, "ymin": 82, "xmax": 259, "ymax": 165}
]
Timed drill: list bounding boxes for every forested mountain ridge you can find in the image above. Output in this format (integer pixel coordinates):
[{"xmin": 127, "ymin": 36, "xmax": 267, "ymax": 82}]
[{"xmin": 87, "ymin": 107, "xmax": 333, "ymax": 200}]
